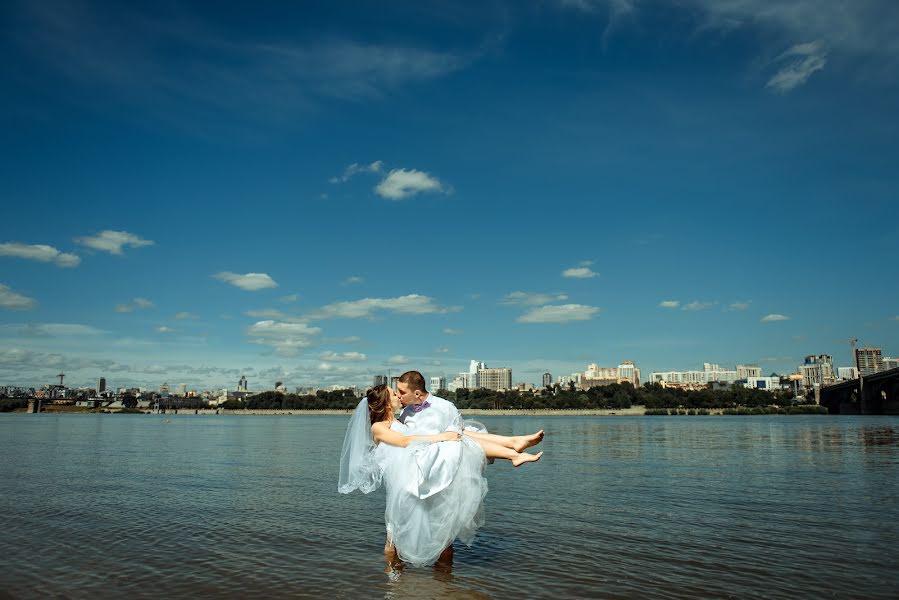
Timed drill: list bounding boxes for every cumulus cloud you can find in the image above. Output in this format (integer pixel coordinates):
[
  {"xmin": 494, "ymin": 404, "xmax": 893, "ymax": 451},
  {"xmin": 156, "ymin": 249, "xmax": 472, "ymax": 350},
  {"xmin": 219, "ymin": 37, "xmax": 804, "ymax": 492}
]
[
  {"xmin": 318, "ymin": 351, "xmax": 367, "ymax": 362},
  {"xmin": 766, "ymin": 41, "xmax": 827, "ymax": 92},
  {"xmin": 245, "ymin": 320, "xmax": 321, "ymax": 356},
  {"xmin": 18, "ymin": 323, "xmax": 105, "ymax": 336},
  {"xmin": 341, "ymin": 275, "xmax": 364, "ymax": 286},
  {"xmin": 562, "ymin": 261, "xmax": 599, "ymax": 278},
  {"xmin": 74, "ymin": 230, "xmax": 154, "ymax": 255},
  {"xmin": 386, "ymin": 355, "xmax": 409, "ymax": 365},
  {"xmin": 326, "ymin": 335, "xmax": 363, "ymax": 344},
  {"xmin": 728, "ymin": 301, "xmax": 752, "ymax": 311},
  {"xmin": 501, "ymin": 291, "xmax": 569, "ymax": 306},
  {"xmin": 683, "ymin": 301, "xmax": 718, "ymax": 311},
  {"xmin": 761, "ymin": 313, "xmax": 790, "ymax": 322},
  {"xmin": 0, "ymin": 242, "xmax": 80, "ymax": 267},
  {"xmin": 659, "ymin": 300, "xmax": 680, "ymax": 309},
  {"xmin": 307, "ymin": 294, "xmax": 458, "ymax": 320},
  {"xmin": 375, "ymin": 168, "xmax": 447, "ymax": 200},
  {"xmin": 213, "ymin": 271, "xmax": 278, "ymax": 291},
  {"xmin": 156, "ymin": 326, "xmax": 175, "ymax": 333},
  {"xmin": 517, "ymin": 303, "xmax": 600, "ymax": 323},
  {"xmin": 115, "ymin": 297, "xmax": 154, "ymax": 313},
  {"xmin": 0, "ymin": 284, "xmax": 36, "ymax": 311},
  {"xmin": 330, "ymin": 161, "xmax": 383, "ymax": 183},
  {"xmin": 174, "ymin": 311, "xmax": 198, "ymax": 320}
]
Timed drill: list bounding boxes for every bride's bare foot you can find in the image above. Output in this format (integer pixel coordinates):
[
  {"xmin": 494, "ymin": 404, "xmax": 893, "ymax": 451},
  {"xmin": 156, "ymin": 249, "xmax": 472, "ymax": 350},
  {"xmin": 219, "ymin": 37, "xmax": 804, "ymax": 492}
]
[
  {"xmin": 513, "ymin": 430, "xmax": 545, "ymax": 452},
  {"xmin": 512, "ymin": 451, "xmax": 543, "ymax": 467}
]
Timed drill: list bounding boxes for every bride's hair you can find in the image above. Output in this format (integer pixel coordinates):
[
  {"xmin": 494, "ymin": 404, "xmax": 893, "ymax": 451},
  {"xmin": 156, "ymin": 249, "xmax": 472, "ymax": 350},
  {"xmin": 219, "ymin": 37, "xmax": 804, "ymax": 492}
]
[{"xmin": 366, "ymin": 384, "xmax": 392, "ymax": 424}]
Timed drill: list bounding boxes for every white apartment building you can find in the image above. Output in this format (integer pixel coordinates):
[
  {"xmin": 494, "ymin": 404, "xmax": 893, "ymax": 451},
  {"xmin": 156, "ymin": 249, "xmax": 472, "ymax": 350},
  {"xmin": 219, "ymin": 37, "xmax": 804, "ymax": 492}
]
[
  {"xmin": 478, "ymin": 367, "xmax": 512, "ymax": 391},
  {"xmin": 652, "ymin": 363, "xmax": 740, "ymax": 385},
  {"xmin": 737, "ymin": 364, "xmax": 762, "ymax": 379},
  {"xmin": 837, "ymin": 367, "xmax": 859, "ymax": 380},
  {"xmin": 429, "ymin": 376, "xmax": 447, "ymax": 391},
  {"xmin": 800, "ymin": 355, "xmax": 835, "ymax": 389}
]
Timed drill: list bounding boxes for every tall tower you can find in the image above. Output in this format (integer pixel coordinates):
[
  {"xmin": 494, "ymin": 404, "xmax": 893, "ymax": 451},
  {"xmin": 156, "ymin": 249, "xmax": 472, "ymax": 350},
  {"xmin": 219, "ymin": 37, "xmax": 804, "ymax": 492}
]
[
  {"xmin": 57, "ymin": 372, "xmax": 65, "ymax": 386},
  {"xmin": 855, "ymin": 348, "xmax": 883, "ymax": 376},
  {"xmin": 97, "ymin": 377, "xmax": 106, "ymax": 393},
  {"xmin": 238, "ymin": 375, "xmax": 248, "ymax": 391}
]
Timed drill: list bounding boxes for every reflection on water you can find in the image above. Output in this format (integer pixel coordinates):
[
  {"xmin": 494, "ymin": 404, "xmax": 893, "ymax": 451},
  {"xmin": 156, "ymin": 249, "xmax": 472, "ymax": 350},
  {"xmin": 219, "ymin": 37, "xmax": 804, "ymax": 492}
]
[{"xmin": 2, "ymin": 414, "xmax": 899, "ymax": 599}]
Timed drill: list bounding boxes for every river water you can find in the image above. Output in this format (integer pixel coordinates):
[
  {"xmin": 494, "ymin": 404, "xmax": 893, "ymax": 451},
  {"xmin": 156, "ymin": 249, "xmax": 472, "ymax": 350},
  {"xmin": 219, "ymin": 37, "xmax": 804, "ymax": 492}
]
[{"xmin": 1, "ymin": 414, "xmax": 897, "ymax": 599}]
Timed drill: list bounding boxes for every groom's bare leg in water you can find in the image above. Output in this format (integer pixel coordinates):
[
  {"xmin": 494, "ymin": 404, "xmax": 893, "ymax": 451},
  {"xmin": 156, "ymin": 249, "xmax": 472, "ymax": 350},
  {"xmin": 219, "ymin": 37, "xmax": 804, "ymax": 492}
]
[{"xmin": 465, "ymin": 430, "xmax": 544, "ymax": 453}]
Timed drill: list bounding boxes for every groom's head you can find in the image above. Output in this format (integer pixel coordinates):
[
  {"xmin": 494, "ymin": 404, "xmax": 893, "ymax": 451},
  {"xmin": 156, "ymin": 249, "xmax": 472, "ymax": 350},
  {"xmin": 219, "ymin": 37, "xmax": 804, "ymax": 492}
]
[{"xmin": 396, "ymin": 371, "xmax": 427, "ymax": 406}]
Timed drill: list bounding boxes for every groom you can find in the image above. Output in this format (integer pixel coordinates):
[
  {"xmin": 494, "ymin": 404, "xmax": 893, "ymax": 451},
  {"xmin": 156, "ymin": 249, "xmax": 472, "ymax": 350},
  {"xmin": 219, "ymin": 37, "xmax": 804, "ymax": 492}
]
[{"xmin": 395, "ymin": 371, "xmax": 464, "ymax": 434}]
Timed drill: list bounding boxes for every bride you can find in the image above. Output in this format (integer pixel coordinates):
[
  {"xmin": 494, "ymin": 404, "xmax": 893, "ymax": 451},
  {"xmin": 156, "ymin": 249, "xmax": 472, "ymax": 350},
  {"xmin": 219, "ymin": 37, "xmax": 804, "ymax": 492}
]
[{"xmin": 338, "ymin": 384, "xmax": 541, "ymax": 566}]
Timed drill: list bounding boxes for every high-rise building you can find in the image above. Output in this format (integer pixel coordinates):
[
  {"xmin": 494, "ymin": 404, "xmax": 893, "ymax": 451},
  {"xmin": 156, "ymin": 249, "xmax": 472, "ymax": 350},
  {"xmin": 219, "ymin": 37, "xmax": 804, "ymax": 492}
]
[
  {"xmin": 469, "ymin": 360, "xmax": 485, "ymax": 389},
  {"xmin": 429, "ymin": 376, "xmax": 447, "ymax": 391},
  {"xmin": 838, "ymin": 367, "xmax": 859, "ymax": 380},
  {"xmin": 478, "ymin": 368, "xmax": 512, "ymax": 391},
  {"xmin": 373, "ymin": 374, "xmax": 388, "ymax": 387},
  {"xmin": 855, "ymin": 347, "xmax": 883, "ymax": 376},
  {"xmin": 737, "ymin": 365, "xmax": 762, "ymax": 379},
  {"xmin": 97, "ymin": 377, "xmax": 106, "ymax": 393},
  {"xmin": 617, "ymin": 361, "xmax": 640, "ymax": 386},
  {"xmin": 800, "ymin": 355, "xmax": 835, "ymax": 389},
  {"xmin": 238, "ymin": 376, "xmax": 248, "ymax": 391},
  {"xmin": 175, "ymin": 383, "xmax": 187, "ymax": 396},
  {"xmin": 160, "ymin": 382, "xmax": 170, "ymax": 393},
  {"xmin": 883, "ymin": 357, "xmax": 899, "ymax": 371},
  {"xmin": 542, "ymin": 372, "xmax": 552, "ymax": 387}
]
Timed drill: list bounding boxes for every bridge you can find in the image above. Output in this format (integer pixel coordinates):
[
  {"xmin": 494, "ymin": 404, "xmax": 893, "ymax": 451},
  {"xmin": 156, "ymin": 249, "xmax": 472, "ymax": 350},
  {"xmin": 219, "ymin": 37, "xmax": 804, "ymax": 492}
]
[{"xmin": 819, "ymin": 367, "xmax": 899, "ymax": 415}]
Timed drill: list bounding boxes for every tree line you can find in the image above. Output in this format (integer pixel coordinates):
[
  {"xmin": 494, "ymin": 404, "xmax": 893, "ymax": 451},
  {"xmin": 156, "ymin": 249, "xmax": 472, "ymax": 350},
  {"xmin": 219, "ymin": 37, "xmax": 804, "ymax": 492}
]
[{"xmin": 220, "ymin": 383, "xmax": 798, "ymax": 411}]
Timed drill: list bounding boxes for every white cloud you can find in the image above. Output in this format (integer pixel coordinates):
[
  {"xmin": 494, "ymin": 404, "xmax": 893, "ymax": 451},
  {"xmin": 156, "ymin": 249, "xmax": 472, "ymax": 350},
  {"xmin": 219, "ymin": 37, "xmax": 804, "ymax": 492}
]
[
  {"xmin": 278, "ymin": 294, "xmax": 299, "ymax": 303},
  {"xmin": 326, "ymin": 335, "xmax": 363, "ymax": 344},
  {"xmin": 341, "ymin": 275, "xmax": 364, "ymax": 286},
  {"xmin": 329, "ymin": 161, "xmax": 383, "ymax": 183},
  {"xmin": 307, "ymin": 294, "xmax": 458, "ymax": 320},
  {"xmin": 683, "ymin": 301, "xmax": 717, "ymax": 311},
  {"xmin": 156, "ymin": 326, "xmax": 175, "ymax": 333},
  {"xmin": 766, "ymin": 41, "xmax": 827, "ymax": 92},
  {"xmin": 245, "ymin": 320, "xmax": 321, "ymax": 356},
  {"xmin": 18, "ymin": 323, "xmax": 105, "ymax": 336},
  {"xmin": 562, "ymin": 263, "xmax": 599, "ymax": 278},
  {"xmin": 728, "ymin": 301, "xmax": 752, "ymax": 311},
  {"xmin": 0, "ymin": 284, "xmax": 36, "ymax": 311},
  {"xmin": 246, "ymin": 308, "xmax": 290, "ymax": 320},
  {"xmin": 659, "ymin": 300, "xmax": 680, "ymax": 309},
  {"xmin": 443, "ymin": 328, "xmax": 464, "ymax": 335},
  {"xmin": 386, "ymin": 355, "xmax": 408, "ymax": 365},
  {"xmin": 0, "ymin": 242, "xmax": 80, "ymax": 267},
  {"xmin": 375, "ymin": 168, "xmax": 447, "ymax": 200},
  {"xmin": 318, "ymin": 351, "xmax": 367, "ymax": 362},
  {"xmin": 115, "ymin": 297, "xmax": 154, "ymax": 313},
  {"xmin": 174, "ymin": 311, "xmax": 198, "ymax": 320},
  {"xmin": 761, "ymin": 313, "xmax": 790, "ymax": 322},
  {"xmin": 517, "ymin": 304, "xmax": 600, "ymax": 323},
  {"xmin": 435, "ymin": 347, "xmax": 450, "ymax": 353},
  {"xmin": 501, "ymin": 291, "xmax": 569, "ymax": 306},
  {"xmin": 74, "ymin": 230, "xmax": 154, "ymax": 255},
  {"xmin": 213, "ymin": 271, "xmax": 278, "ymax": 291}
]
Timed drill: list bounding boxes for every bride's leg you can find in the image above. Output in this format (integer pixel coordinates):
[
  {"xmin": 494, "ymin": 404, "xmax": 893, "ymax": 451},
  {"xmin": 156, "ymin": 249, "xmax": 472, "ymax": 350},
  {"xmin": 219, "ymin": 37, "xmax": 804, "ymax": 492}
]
[
  {"xmin": 468, "ymin": 437, "xmax": 543, "ymax": 467},
  {"xmin": 464, "ymin": 429, "xmax": 545, "ymax": 452}
]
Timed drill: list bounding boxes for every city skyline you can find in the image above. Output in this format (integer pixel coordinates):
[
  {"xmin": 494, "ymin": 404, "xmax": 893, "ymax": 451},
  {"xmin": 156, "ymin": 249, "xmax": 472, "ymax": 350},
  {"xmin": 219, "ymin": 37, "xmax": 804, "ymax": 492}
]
[{"xmin": 2, "ymin": 1, "xmax": 898, "ymax": 391}]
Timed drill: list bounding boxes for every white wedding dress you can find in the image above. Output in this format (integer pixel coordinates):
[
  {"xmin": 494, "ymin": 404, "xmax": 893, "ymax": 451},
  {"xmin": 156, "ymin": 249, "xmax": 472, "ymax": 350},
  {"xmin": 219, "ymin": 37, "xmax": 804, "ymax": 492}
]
[{"xmin": 375, "ymin": 419, "xmax": 489, "ymax": 566}]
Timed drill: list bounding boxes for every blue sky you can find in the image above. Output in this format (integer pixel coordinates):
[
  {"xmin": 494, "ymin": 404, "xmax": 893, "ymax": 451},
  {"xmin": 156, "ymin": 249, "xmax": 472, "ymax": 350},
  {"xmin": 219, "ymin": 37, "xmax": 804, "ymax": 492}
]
[{"xmin": 1, "ymin": 0, "xmax": 897, "ymax": 391}]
